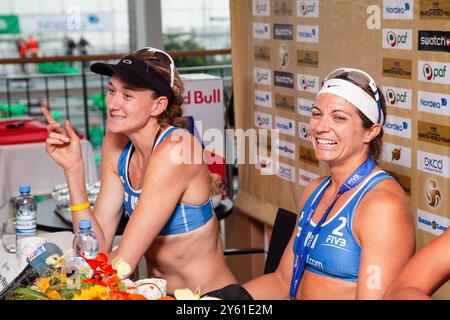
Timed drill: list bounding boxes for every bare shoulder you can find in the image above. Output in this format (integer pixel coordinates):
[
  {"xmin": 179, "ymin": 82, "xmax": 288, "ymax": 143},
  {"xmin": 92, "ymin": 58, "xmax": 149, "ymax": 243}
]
[
  {"xmin": 300, "ymin": 176, "xmax": 328, "ymax": 208},
  {"xmin": 360, "ymin": 173, "xmax": 409, "ymax": 213},
  {"xmin": 355, "ymin": 172, "xmax": 413, "ymax": 238},
  {"xmin": 151, "ymin": 128, "xmax": 204, "ymax": 169}
]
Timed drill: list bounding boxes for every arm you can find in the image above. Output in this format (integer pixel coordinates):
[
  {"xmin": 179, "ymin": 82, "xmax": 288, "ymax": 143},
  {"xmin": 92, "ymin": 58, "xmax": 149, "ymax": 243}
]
[
  {"xmin": 384, "ymin": 228, "xmax": 450, "ymax": 300},
  {"xmin": 355, "ymin": 182, "xmax": 415, "ymax": 299},
  {"xmin": 110, "ymin": 131, "xmax": 205, "ymax": 273},
  {"xmin": 42, "ymin": 105, "xmax": 123, "ymax": 252},
  {"xmin": 243, "ymin": 178, "xmax": 324, "ymax": 300}
]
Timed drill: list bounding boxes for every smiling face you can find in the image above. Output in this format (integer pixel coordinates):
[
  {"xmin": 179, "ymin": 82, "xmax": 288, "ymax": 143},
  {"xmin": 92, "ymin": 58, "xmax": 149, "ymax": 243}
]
[
  {"xmin": 105, "ymin": 74, "xmax": 157, "ymax": 133},
  {"xmin": 310, "ymin": 93, "xmax": 374, "ymax": 167}
]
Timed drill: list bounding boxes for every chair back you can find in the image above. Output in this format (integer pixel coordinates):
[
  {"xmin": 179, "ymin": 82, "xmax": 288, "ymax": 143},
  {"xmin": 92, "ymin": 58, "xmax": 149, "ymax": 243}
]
[{"xmin": 263, "ymin": 208, "xmax": 297, "ymax": 274}]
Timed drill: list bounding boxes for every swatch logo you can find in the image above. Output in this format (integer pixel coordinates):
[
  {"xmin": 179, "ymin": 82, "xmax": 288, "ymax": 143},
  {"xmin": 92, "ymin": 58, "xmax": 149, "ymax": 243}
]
[
  {"xmin": 418, "ymin": 31, "xmax": 450, "ymax": 53},
  {"xmin": 426, "ymin": 179, "xmax": 441, "ymax": 208}
]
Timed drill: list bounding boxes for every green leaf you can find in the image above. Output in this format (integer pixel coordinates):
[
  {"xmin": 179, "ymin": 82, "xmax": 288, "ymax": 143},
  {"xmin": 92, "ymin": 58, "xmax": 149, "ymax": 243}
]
[{"xmin": 14, "ymin": 287, "xmax": 49, "ymax": 300}]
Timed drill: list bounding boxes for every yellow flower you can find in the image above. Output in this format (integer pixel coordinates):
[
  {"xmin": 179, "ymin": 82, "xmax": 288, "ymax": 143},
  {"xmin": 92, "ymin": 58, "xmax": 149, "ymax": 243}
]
[
  {"xmin": 72, "ymin": 285, "xmax": 108, "ymax": 300},
  {"xmin": 38, "ymin": 277, "xmax": 51, "ymax": 293},
  {"xmin": 47, "ymin": 290, "xmax": 61, "ymax": 300}
]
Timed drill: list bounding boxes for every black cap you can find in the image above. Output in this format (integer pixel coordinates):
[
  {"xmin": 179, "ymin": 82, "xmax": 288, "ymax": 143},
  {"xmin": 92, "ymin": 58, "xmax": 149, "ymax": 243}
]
[{"xmin": 90, "ymin": 55, "xmax": 174, "ymax": 103}]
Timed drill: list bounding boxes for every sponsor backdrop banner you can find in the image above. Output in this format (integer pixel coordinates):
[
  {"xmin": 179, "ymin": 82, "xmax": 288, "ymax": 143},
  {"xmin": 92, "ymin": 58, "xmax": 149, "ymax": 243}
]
[{"xmin": 231, "ymin": 0, "xmax": 449, "ymax": 298}]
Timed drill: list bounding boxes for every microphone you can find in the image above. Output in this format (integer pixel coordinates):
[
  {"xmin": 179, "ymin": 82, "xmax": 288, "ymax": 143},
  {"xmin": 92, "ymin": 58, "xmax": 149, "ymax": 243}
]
[{"xmin": 0, "ymin": 242, "xmax": 63, "ymax": 299}]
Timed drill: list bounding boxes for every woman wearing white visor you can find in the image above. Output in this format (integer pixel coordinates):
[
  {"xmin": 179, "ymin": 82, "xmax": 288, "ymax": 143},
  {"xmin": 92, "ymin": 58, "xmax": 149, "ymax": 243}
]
[{"xmin": 209, "ymin": 68, "xmax": 416, "ymax": 300}]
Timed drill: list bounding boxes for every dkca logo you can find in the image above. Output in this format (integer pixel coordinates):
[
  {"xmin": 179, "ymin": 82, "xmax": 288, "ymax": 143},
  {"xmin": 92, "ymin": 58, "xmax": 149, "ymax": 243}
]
[{"xmin": 426, "ymin": 179, "xmax": 441, "ymax": 208}]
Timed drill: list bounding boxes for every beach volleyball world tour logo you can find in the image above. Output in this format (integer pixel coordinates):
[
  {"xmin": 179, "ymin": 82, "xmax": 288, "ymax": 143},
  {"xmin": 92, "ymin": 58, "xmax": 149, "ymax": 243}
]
[{"xmin": 426, "ymin": 179, "xmax": 441, "ymax": 208}]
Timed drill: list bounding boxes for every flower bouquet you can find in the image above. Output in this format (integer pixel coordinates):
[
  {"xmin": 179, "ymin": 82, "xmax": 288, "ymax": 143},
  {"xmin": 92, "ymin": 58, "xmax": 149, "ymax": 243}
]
[{"xmin": 4, "ymin": 252, "xmax": 150, "ymax": 300}]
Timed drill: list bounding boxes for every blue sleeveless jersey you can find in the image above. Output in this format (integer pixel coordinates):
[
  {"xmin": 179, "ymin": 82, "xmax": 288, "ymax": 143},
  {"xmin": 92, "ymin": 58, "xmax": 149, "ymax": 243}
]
[
  {"xmin": 117, "ymin": 126, "xmax": 214, "ymax": 236},
  {"xmin": 293, "ymin": 171, "xmax": 393, "ymax": 282}
]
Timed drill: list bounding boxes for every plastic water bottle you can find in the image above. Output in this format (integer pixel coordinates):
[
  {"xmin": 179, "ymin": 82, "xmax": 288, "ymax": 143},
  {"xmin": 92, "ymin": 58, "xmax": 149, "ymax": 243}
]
[
  {"xmin": 14, "ymin": 185, "xmax": 37, "ymax": 241},
  {"xmin": 73, "ymin": 219, "xmax": 99, "ymax": 267}
]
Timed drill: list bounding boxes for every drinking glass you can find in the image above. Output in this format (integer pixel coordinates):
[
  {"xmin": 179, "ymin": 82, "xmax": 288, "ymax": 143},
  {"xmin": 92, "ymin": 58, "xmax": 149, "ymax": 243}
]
[{"xmin": 1, "ymin": 218, "xmax": 17, "ymax": 254}]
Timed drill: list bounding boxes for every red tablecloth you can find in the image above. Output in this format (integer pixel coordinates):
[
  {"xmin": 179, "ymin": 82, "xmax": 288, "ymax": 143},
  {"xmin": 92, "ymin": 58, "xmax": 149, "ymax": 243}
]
[{"xmin": 0, "ymin": 118, "xmax": 49, "ymax": 145}]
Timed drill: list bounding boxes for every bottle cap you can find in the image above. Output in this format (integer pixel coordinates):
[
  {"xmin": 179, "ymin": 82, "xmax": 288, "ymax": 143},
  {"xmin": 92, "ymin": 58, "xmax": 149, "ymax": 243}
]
[
  {"xmin": 78, "ymin": 219, "xmax": 92, "ymax": 229},
  {"xmin": 19, "ymin": 185, "xmax": 31, "ymax": 193}
]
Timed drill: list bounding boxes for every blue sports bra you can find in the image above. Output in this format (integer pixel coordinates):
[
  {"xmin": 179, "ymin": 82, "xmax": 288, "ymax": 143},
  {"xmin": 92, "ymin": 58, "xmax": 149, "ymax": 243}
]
[
  {"xmin": 293, "ymin": 171, "xmax": 393, "ymax": 282},
  {"xmin": 118, "ymin": 126, "xmax": 214, "ymax": 236}
]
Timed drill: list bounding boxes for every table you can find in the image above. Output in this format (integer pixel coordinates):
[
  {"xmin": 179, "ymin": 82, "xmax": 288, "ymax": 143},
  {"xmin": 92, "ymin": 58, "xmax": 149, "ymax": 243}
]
[
  {"xmin": 36, "ymin": 198, "xmax": 128, "ymax": 235},
  {"xmin": 0, "ymin": 139, "xmax": 98, "ymax": 222},
  {"xmin": 0, "ymin": 231, "xmax": 74, "ymax": 277}
]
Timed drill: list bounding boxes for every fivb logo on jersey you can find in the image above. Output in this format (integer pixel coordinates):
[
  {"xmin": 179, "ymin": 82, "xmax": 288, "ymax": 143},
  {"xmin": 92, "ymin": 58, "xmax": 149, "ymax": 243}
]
[
  {"xmin": 296, "ymin": 0, "xmax": 319, "ymax": 17},
  {"xmin": 383, "ymin": 0, "xmax": 413, "ymax": 19},
  {"xmin": 382, "ymin": 29, "xmax": 412, "ymax": 50},
  {"xmin": 382, "ymin": 86, "xmax": 411, "ymax": 109},
  {"xmin": 419, "ymin": 60, "xmax": 450, "ymax": 85}
]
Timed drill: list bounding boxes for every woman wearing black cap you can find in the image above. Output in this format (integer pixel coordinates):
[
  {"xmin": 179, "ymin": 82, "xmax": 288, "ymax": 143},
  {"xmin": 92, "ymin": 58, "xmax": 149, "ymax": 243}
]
[{"xmin": 41, "ymin": 48, "xmax": 236, "ymax": 295}]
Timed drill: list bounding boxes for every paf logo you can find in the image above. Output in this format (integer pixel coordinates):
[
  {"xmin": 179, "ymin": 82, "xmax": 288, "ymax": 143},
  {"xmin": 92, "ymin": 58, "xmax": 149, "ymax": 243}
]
[
  {"xmin": 254, "ymin": 67, "xmax": 271, "ymax": 85},
  {"xmin": 253, "ymin": 0, "xmax": 270, "ymax": 16},
  {"xmin": 425, "ymin": 179, "xmax": 441, "ymax": 208},
  {"xmin": 298, "ymin": 122, "xmax": 311, "ymax": 141},
  {"xmin": 254, "ymin": 111, "xmax": 272, "ymax": 129},
  {"xmin": 297, "ymin": 0, "xmax": 319, "ymax": 17},
  {"xmin": 419, "ymin": 60, "xmax": 450, "ymax": 84},
  {"xmin": 297, "ymin": 74, "xmax": 319, "ymax": 93},
  {"xmin": 383, "ymin": 29, "xmax": 412, "ymax": 50},
  {"xmin": 382, "ymin": 86, "xmax": 411, "ymax": 109}
]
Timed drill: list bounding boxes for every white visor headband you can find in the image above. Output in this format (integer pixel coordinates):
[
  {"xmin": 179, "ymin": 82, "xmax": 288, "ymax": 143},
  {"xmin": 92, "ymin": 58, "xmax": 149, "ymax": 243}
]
[{"xmin": 316, "ymin": 78, "xmax": 383, "ymax": 124}]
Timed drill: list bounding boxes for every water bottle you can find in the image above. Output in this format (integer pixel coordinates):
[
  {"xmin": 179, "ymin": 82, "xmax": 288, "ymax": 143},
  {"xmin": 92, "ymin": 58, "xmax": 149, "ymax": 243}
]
[
  {"xmin": 73, "ymin": 219, "xmax": 99, "ymax": 268},
  {"xmin": 14, "ymin": 185, "xmax": 37, "ymax": 241}
]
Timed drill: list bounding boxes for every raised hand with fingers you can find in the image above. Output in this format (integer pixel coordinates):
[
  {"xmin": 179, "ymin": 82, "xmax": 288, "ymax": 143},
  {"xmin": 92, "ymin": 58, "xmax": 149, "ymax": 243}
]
[{"xmin": 41, "ymin": 102, "xmax": 83, "ymax": 173}]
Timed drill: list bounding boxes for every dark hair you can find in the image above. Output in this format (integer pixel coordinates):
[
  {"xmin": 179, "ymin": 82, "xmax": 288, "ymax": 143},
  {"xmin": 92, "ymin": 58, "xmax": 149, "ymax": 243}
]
[
  {"xmin": 131, "ymin": 49, "xmax": 187, "ymax": 128},
  {"xmin": 333, "ymin": 74, "xmax": 386, "ymax": 164}
]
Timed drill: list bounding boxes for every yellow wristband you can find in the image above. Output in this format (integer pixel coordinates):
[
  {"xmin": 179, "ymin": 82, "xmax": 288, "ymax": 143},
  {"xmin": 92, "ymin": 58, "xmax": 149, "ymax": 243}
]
[{"xmin": 69, "ymin": 201, "xmax": 91, "ymax": 212}]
